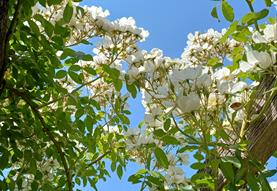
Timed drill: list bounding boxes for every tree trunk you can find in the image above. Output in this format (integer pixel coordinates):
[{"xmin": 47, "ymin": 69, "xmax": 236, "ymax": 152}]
[
  {"xmin": 201, "ymin": 74, "xmax": 277, "ymax": 191},
  {"xmin": 246, "ymin": 75, "xmax": 277, "ymax": 162},
  {"xmin": 0, "ymin": 0, "xmax": 9, "ymax": 94}
]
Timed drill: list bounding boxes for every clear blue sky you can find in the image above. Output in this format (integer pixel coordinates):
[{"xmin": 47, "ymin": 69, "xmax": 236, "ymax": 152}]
[{"xmin": 76, "ymin": 1, "xmax": 277, "ymax": 190}]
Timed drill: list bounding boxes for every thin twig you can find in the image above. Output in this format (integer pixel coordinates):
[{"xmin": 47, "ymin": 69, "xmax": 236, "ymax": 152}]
[{"xmin": 87, "ymin": 147, "xmax": 125, "ymax": 167}]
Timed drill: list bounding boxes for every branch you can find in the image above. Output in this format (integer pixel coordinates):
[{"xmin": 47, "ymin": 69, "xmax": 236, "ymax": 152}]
[
  {"xmin": 0, "ymin": 0, "xmax": 9, "ymax": 92},
  {"xmin": 8, "ymin": 87, "xmax": 73, "ymax": 191},
  {"xmin": 0, "ymin": 0, "xmax": 23, "ymax": 95},
  {"xmin": 5, "ymin": 0, "xmax": 23, "ymax": 45},
  {"xmin": 89, "ymin": 151, "xmax": 112, "ymax": 165}
]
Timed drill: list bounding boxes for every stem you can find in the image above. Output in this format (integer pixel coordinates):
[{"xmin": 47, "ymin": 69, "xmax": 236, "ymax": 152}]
[
  {"xmin": 245, "ymin": 0, "xmax": 260, "ymax": 32},
  {"xmin": 171, "ymin": 115, "xmax": 199, "ymax": 144}
]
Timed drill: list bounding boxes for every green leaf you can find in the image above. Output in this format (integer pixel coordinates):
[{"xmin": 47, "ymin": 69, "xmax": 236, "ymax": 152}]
[
  {"xmin": 154, "ymin": 147, "xmax": 169, "ymax": 169},
  {"xmin": 163, "ymin": 118, "xmax": 171, "ymax": 131},
  {"xmin": 262, "ymin": 169, "xmax": 277, "ymax": 178},
  {"xmin": 117, "ymin": 165, "xmax": 123, "ymax": 179},
  {"xmin": 191, "ymin": 162, "xmax": 205, "ymax": 170},
  {"xmin": 259, "ymin": 175, "xmax": 271, "ymax": 191},
  {"xmin": 55, "ymin": 70, "xmax": 67, "ymax": 79},
  {"xmin": 222, "ymin": 156, "xmax": 241, "ymax": 168},
  {"xmin": 82, "ymin": 54, "xmax": 93, "ymax": 61},
  {"xmin": 29, "ymin": 160, "xmax": 37, "ymax": 174},
  {"xmin": 126, "ymin": 83, "xmax": 137, "ymax": 98},
  {"xmin": 211, "ymin": 7, "xmax": 219, "ymax": 21},
  {"xmin": 69, "ymin": 65, "xmax": 82, "ymax": 72},
  {"xmin": 220, "ymin": 21, "xmax": 238, "ymax": 43},
  {"xmin": 241, "ymin": 9, "xmax": 269, "ymax": 25},
  {"xmin": 24, "ymin": 150, "xmax": 32, "ymax": 162},
  {"xmin": 264, "ymin": 0, "xmax": 272, "ymax": 7},
  {"xmin": 193, "ymin": 152, "xmax": 204, "ymax": 161},
  {"xmin": 153, "ymin": 129, "xmax": 166, "ymax": 137},
  {"xmin": 31, "ymin": 181, "xmax": 39, "ymax": 190},
  {"xmin": 28, "ymin": 20, "xmax": 40, "ymax": 35},
  {"xmin": 75, "ymin": 177, "xmax": 81, "ymax": 186},
  {"xmin": 247, "ymin": 173, "xmax": 260, "ymax": 191},
  {"xmin": 135, "ymin": 169, "xmax": 147, "ymax": 175},
  {"xmin": 147, "ymin": 175, "xmax": 161, "ymax": 186},
  {"xmin": 220, "ymin": 162, "xmax": 234, "ymax": 182},
  {"xmin": 221, "ymin": 1, "xmax": 234, "ymax": 22},
  {"xmin": 207, "ymin": 57, "xmax": 220, "ymax": 67},
  {"xmin": 68, "ymin": 71, "xmax": 82, "ymax": 84},
  {"xmin": 47, "ymin": 0, "xmax": 63, "ymax": 6},
  {"xmin": 61, "ymin": 48, "xmax": 76, "ymax": 59},
  {"xmin": 114, "ymin": 79, "xmax": 123, "ymax": 91},
  {"xmin": 161, "ymin": 135, "xmax": 179, "ymax": 145},
  {"xmin": 44, "ymin": 20, "xmax": 54, "ymax": 37},
  {"xmin": 84, "ymin": 67, "xmax": 96, "ymax": 75},
  {"xmin": 128, "ymin": 174, "xmax": 143, "ymax": 184},
  {"xmin": 0, "ymin": 147, "xmax": 10, "ymax": 169},
  {"xmin": 63, "ymin": 2, "xmax": 73, "ymax": 23}
]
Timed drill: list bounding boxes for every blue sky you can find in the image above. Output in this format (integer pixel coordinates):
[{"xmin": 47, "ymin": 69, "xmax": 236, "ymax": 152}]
[{"xmin": 77, "ymin": 0, "xmax": 277, "ymax": 190}]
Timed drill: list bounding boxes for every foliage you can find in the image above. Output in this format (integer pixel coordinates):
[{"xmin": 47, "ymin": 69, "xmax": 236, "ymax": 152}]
[{"xmin": 0, "ymin": 0, "xmax": 276, "ymax": 190}]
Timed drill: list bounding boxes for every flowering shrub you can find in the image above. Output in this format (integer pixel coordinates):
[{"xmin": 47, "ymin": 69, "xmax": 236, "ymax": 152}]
[{"xmin": 0, "ymin": 0, "xmax": 276, "ymax": 190}]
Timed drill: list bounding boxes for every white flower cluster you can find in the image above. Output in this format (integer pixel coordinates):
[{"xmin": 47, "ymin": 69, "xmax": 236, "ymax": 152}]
[
  {"xmin": 270, "ymin": 181, "xmax": 277, "ymax": 191},
  {"xmin": 181, "ymin": 29, "xmax": 241, "ymax": 65},
  {"xmin": 124, "ymin": 128, "xmax": 157, "ymax": 150},
  {"xmin": 240, "ymin": 24, "xmax": 277, "ymax": 72},
  {"xmin": 32, "ymin": 2, "xmax": 148, "ymax": 45},
  {"xmin": 13, "ymin": 158, "xmax": 59, "ymax": 190},
  {"xmin": 273, "ymin": 0, "xmax": 277, "ymax": 9}
]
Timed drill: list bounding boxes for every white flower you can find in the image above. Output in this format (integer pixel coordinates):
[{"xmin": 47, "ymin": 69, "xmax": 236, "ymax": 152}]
[
  {"xmin": 263, "ymin": 23, "xmax": 277, "ymax": 42},
  {"xmin": 252, "ymin": 24, "xmax": 276, "ymax": 43},
  {"xmin": 127, "ymin": 66, "xmax": 140, "ymax": 79},
  {"xmin": 239, "ymin": 60, "xmax": 256, "ymax": 72},
  {"xmin": 207, "ymin": 93, "xmax": 225, "ymax": 109},
  {"xmin": 112, "ymin": 17, "xmax": 149, "ymax": 41},
  {"xmin": 170, "ymin": 67, "xmax": 201, "ymax": 83},
  {"xmin": 156, "ymin": 86, "xmax": 169, "ymax": 98},
  {"xmin": 141, "ymin": 61, "xmax": 156, "ymax": 73},
  {"xmin": 270, "ymin": 181, "xmax": 277, "ymax": 191},
  {"xmin": 85, "ymin": 6, "xmax": 110, "ymax": 19},
  {"xmin": 103, "ymin": 125, "xmax": 120, "ymax": 133},
  {"xmin": 196, "ymin": 73, "xmax": 212, "ymax": 88},
  {"xmin": 212, "ymin": 67, "xmax": 230, "ymax": 81},
  {"xmin": 246, "ymin": 49, "xmax": 274, "ymax": 69},
  {"xmin": 125, "ymin": 128, "xmax": 140, "ymax": 136},
  {"xmin": 167, "ymin": 154, "xmax": 177, "ymax": 165},
  {"xmin": 217, "ymin": 80, "xmax": 233, "ymax": 94},
  {"xmin": 235, "ymin": 110, "xmax": 245, "ymax": 121},
  {"xmin": 252, "ymin": 31, "xmax": 267, "ymax": 43},
  {"xmin": 177, "ymin": 92, "xmax": 200, "ymax": 113},
  {"xmin": 165, "ymin": 166, "xmax": 185, "ymax": 184},
  {"xmin": 231, "ymin": 81, "xmax": 248, "ymax": 93},
  {"xmin": 137, "ymin": 133, "xmax": 154, "ymax": 145},
  {"xmin": 178, "ymin": 153, "xmax": 189, "ymax": 165}
]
